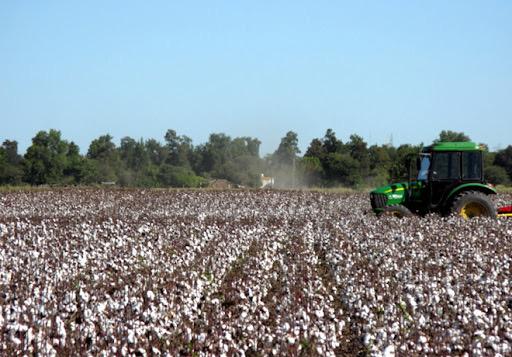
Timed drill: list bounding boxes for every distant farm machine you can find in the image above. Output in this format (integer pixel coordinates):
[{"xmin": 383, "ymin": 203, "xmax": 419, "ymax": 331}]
[{"xmin": 370, "ymin": 141, "xmax": 512, "ymax": 219}]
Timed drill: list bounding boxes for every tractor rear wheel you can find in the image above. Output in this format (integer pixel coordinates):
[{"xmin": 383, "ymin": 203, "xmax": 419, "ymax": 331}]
[
  {"xmin": 379, "ymin": 205, "xmax": 413, "ymax": 218},
  {"xmin": 450, "ymin": 191, "xmax": 496, "ymax": 219}
]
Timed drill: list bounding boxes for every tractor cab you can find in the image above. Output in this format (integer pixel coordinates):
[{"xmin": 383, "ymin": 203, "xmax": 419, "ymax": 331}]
[{"xmin": 371, "ymin": 142, "xmax": 497, "ymax": 218}]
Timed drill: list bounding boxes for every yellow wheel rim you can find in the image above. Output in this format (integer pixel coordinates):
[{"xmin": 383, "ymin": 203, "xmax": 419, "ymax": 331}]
[{"xmin": 460, "ymin": 202, "xmax": 487, "ymax": 219}]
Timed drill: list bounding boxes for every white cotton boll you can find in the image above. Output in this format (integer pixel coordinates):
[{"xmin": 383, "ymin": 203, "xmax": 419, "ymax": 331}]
[
  {"xmin": 97, "ymin": 301, "xmax": 107, "ymax": 314},
  {"xmin": 363, "ymin": 334, "xmax": 373, "ymax": 346},
  {"xmin": 78, "ymin": 254, "xmax": 87, "ymax": 268},
  {"xmin": 361, "ymin": 305, "xmax": 370, "ymax": 318},
  {"xmin": 383, "ymin": 344, "xmax": 395, "ymax": 357},
  {"xmin": 406, "ymin": 294, "xmax": 417, "ymax": 312},
  {"xmin": 473, "ymin": 309, "xmax": 485, "ymax": 319},
  {"xmin": 10, "ymin": 335, "xmax": 22, "ymax": 345},
  {"xmin": 0, "ymin": 223, "xmax": 7, "ymax": 237},
  {"xmin": 79, "ymin": 289, "xmax": 90, "ymax": 303},
  {"xmin": 331, "ymin": 338, "xmax": 340, "ymax": 349},
  {"xmin": 198, "ymin": 333, "xmax": 207, "ymax": 343},
  {"xmin": 84, "ymin": 308, "xmax": 92, "ymax": 321},
  {"xmin": 315, "ymin": 310, "xmax": 324, "ymax": 319},
  {"xmin": 146, "ymin": 290, "xmax": 155, "ymax": 301},
  {"xmin": 56, "ymin": 317, "xmax": 66, "ymax": 338},
  {"xmin": 26, "ymin": 327, "xmax": 34, "ymax": 346},
  {"xmin": 45, "ymin": 343, "xmax": 57, "ymax": 357},
  {"xmin": 260, "ymin": 307, "xmax": 269, "ymax": 320},
  {"xmin": 446, "ymin": 287, "xmax": 455, "ymax": 299},
  {"xmin": 127, "ymin": 329, "xmax": 136, "ymax": 344}
]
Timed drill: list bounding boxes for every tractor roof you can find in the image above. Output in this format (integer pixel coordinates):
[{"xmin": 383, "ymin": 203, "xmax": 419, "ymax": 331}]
[{"xmin": 424, "ymin": 142, "xmax": 482, "ymax": 152}]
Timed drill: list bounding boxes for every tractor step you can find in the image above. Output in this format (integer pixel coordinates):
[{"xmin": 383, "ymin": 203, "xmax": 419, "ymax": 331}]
[{"xmin": 497, "ymin": 205, "xmax": 512, "ymax": 217}]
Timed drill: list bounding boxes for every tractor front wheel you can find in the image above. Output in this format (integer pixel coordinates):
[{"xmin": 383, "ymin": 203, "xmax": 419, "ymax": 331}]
[
  {"xmin": 379, "ymin": 205, "xmax": 413, "ymax": 218},
  {"xmin": 450, "ymin": 191, "xmax": 496, "ymax": 219}
]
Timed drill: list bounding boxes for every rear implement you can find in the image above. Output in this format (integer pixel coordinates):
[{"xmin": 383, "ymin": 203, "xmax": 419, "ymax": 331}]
[{"xmin": 498, "ymin": 205, "xmax": 512, "ymax": 218}]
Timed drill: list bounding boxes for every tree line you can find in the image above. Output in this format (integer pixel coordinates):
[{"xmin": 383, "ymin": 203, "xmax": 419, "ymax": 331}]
[{"xmin": 0, "ymin": 129, "xmax": 511, "ymax": 188}]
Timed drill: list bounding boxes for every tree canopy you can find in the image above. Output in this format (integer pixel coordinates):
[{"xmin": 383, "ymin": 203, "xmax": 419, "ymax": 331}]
[
  {"xmin": 0, "ymin": 129, "xmax": 511, "ymax": 188},
  {"xmin": 434, "ymin": 130, "xmax": 471, "ymax": 143}
]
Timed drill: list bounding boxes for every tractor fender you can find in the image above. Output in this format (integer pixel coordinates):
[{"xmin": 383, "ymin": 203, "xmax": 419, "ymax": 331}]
[{"xmin": 446, "ymin": 183, "xmax": 497, "ymax": 203}]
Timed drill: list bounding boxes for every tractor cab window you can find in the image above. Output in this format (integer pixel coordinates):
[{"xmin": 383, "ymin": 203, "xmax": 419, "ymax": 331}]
[
  {"xmin": 432, "ymin": 152, "xmax": 460, "ymax": 180},
  {"xmin": 462, "ymin": 152, "xmax": 482, "ymax": 180},
  {"xmin": 417, "ymin": 155, "xmax": 430, "ymax": 181}
]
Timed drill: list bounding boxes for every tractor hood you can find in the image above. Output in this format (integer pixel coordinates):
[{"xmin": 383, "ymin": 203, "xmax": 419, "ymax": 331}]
[
  {"xmin": 372, "ymin": 182, "xmax": 408, "ymax": 201},
  {"xmin": 370, "ymin": 182, "xmax": 409, "ymax": 210}
]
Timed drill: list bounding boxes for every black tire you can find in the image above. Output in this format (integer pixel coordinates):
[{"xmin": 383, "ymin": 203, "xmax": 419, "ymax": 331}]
[
  {"xmin": 450, "ymin": 191, "xmax": 496, "ymax": 219},
  {"xmin": 379, "ymin": 205, "xmax": 413, "ymax": 218}
]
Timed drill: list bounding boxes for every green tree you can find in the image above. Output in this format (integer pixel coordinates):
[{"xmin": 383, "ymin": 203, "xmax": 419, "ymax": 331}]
[
  {"xmin": 297, "ymin": 156, "xmax": 323, "ymax": 186},
  {"xmin": 485, "ymin": 165, "xmax": 510, "ymax": 185},
  {"xmin": 347, "ymin": 134, "xmax": 370, "ymax": 179},
  {"xmin": 87, "ymin": 134, "xmax": 120, "ymax": 182},
  {"xmin": 119, "ymin": 137, "xmax": 149, "ymax": 171},
  {"xmin": 322, "ymin": 129, "xmax": 344, "ymax": 154},
  {"xmin": 158, "ymin": 164, "xmax": 205, "ymax": 187},
  {"xmin": 388, "ymin": 144, "xmax": 422, "ymax": 181},
  {"xmin": 196, "ymin": 133, "xmax": 231, "ymax": 174},
  {"xmin": 369, "ymin": 145, "xmax": 391, "ymax": 171},
  {"xmin": 324, "ymin": 152, "xmax": 361, "ymax": 186},
  {"xmin": 145, "ymin": 139, "xmax": 167, "ymax": 166},
  {"xmin": 269, "ymin": 131, "xmax": 301, "ymax": 187},
  {"xmin": 61, "ymin": 141, "xmax": 92, "ymax": 184},
  {"xmin": 273, "ymin": 131, "xmax": 300, "ymax": 166},
  {"xmin": 368, "ymin": 144, "xmax": 392, "ymax": 186},
  {"xmin": 245, "ymin": 137, "xmax": 261, "ymax": 157},
  {"xmin": 494, "ymin": 145, "xmax": 512, "ymax": 180},
  {"xmin": 304, "ymin": 130, "xmax": 355, "ymax": 186},
  {"xmin": 0, "ymin": 140, "xmax": 24, "ymax": 184},
  {"xmin": 194, "ymin": 133, "xmax": 263, "ymax": 187},
  {"xmin": 304, "ymin": 138, "xmax": 325, "ymax": 160},
  {"xmin": 164, "ymin": 130, "xmax": 193, "ymax": 167},
  {"xmin": 434, "ymin": 130, "xmax": 471, "ymax": 143},
  {"xmin": 87, "ymin": 134, "xmax": 117, "ymax": 160},
  {"xmin": 24, "ymin": 130, "xmax": 70, "ymax": 185}
]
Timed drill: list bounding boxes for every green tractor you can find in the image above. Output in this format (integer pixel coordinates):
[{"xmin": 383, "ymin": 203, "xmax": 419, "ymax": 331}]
[{"xmin": 370, "ymin": 142, "xmax": 497, "ymax": 219}]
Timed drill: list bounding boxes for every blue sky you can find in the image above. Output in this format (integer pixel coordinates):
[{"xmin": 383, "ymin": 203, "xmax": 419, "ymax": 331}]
[{"xmin": 1, "ymin": 1, "xmax": 511, "ymax": 155}]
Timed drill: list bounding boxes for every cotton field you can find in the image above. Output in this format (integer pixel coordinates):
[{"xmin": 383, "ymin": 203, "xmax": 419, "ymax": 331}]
[{"xmin": 0, "ymin": 189, "xmax": 511, "ymax": 356}]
